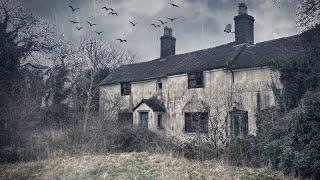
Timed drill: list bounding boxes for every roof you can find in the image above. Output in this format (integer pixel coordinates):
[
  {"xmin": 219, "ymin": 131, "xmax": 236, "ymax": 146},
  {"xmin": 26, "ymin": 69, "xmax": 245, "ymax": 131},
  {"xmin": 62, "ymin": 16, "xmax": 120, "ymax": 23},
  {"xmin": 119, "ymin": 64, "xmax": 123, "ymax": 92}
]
[
  {"xmin": 134, "ymin": 98, "xmax": 166, "ymax": 112},
  {"xmin": 101, "ymin": 26, "xmax": 319, "ymax": 86}
]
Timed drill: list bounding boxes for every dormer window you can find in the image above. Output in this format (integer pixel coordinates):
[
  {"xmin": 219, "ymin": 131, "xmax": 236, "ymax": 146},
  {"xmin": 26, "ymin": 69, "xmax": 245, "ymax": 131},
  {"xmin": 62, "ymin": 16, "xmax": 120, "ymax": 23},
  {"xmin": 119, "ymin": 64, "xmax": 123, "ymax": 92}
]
[
  {"xmin": 188, "ymin": 72, "xmax": 204, "ymax": 89},
  {"xmin": 121, "ymin": 82, "xmax": 131, "ymax": 96}
]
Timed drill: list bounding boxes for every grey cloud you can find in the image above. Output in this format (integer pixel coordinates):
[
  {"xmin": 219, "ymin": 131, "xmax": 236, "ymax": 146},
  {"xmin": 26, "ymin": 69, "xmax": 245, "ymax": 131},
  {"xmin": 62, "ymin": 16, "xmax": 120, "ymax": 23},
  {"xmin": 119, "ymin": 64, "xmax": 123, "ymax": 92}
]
[{"xmin": 19, "ymin": 0, "xmax": 298, "ymax": 61}]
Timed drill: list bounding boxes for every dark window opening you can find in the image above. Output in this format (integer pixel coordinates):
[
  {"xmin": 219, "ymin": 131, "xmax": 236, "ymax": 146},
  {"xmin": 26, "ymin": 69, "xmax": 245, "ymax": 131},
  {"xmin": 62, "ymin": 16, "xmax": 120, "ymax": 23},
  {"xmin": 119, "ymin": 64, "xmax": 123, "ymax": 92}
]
[
  {"xmin": 156, "ymin": 79, "xmax": 163, "ymax": 91},
  {"xmin": 229, "ymin": 109, "xmax": 248, "ymax": 138},
  {"xmin": 188, "ymin": 72, "xmax": 204, "ymax": 89},
  {"xmin": 121, "ymin": 82, "xmax": 131, "ymax": 96},
  {"xmin": 118, "ymin": 113, "xmax": 133, "ymax": 126},
  {"xmin": 257, "ymin": 92, "xmax": 261, "ymax": 112},
  {"xmin": 185, "ymin": 112, "xmax": 208, "ymax": 133},
  {"xmin": 157, "ymin": 114, "xmax": 164, "ymax": 129}
]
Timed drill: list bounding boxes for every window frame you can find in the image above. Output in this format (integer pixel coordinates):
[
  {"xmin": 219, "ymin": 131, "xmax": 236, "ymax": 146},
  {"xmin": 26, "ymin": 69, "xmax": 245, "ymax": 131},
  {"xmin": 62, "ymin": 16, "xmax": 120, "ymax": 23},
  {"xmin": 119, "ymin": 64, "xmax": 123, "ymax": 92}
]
[
  {"xmin": 188, "ymin": 72, "xmax": 204, "ymax": 89},
  {"xmin": 229, "ymin": 109, "xmax": 248, "ymax": 138},
  {"xmin": 185, "ymin": 112, "xmax": 208, "ymax": 133},
  {"xmin": 120, "ymin": 82, "xmax": 131, "ymax": 96}
]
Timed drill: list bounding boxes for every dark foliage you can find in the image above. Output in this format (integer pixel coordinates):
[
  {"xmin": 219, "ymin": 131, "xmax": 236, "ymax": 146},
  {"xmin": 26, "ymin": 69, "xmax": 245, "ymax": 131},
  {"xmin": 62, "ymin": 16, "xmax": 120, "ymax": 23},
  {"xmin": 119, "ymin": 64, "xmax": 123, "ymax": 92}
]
[
  {"xmin": 226, "ymin": 136, "xmax": 263, "ymax": 167},
  {"xmin": 271, "ymin": 25, "xmax": 320, "ymax": 109},
  {"xmin": 111, "ymin": 127, "xmax": 176, "ymax": 153},
  {"xmin": 263, "ymin": 25, "xmax": 320, "ymax": 178},
  {"xmin": 264, "ymin": 91, "xmax": 320, "ymax": 178},
  {"xmin": 179, "ymin": 139, "xmax": 218, "ymax": 161}
]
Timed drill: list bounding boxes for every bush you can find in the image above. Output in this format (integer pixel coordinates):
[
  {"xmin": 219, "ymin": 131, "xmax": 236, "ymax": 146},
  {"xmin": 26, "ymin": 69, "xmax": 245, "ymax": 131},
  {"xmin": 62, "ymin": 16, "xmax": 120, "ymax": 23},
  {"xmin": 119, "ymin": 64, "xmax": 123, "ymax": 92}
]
[
  {"xmin": 110, "ymin": 127, "xmax": 220, "ymax": 161},
  {"xmin": 265, "ymin": 91, "xmax": 320, "ymax": 178},
  {"xmin": 111, "ymin": 127, "xmax": 177, "ymax": 153},
  {"xmin": 178, "ymin": 139, "xmax": 218, "ymax": 161},
  {"xmin": 226, "ymin": 136, "xmax": 263, "ymax": 167}
]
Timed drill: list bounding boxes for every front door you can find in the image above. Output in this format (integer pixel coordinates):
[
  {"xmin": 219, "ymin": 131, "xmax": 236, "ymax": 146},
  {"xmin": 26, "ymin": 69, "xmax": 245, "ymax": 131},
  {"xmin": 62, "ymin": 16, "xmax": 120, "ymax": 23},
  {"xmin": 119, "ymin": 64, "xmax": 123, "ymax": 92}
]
[{"xmin": 139, "ymin": 112, "xmax": 148, "ymax": 128}]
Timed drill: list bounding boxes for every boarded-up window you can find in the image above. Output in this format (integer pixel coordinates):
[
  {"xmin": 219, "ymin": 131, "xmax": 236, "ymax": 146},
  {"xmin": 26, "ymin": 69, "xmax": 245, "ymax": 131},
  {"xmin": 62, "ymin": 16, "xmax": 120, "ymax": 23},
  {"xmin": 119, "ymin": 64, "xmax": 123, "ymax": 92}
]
[
  {"xmin": 118, "ymin": 113, "xmax": 133, "ymax": 126},
  {"xmin": 188, "ymin": 72, "xmax": 204, "ymax": 89},
  {"xmin": 121, "ymin": 82, "xmax": 131, "ymax": 96},
  {"xmin": 185, "ymin": 112, "xmax": 208, "ymax": 133},
  {"xmin": 229, "ymin": 109, "xmax": 248, "ymax": 138}
]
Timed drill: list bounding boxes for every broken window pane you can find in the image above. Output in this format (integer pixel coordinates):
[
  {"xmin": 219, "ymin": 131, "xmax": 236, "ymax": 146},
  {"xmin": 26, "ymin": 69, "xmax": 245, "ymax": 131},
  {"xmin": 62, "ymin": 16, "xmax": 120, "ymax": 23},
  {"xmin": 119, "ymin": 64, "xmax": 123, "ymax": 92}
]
[
  {"xmin": 188, "ymin": 72, "xmax": 204, "ymax": 89},
  {"xmin": 229, "ymin": 109, "xmax": 248, "ymax": 138},
  {"xmin": 121, "ymin": 82, "xmax": 131, "ymax": 96},
  {"xmin": 185, "ymin": 112, "xmax": 208, "ymax": 133}
]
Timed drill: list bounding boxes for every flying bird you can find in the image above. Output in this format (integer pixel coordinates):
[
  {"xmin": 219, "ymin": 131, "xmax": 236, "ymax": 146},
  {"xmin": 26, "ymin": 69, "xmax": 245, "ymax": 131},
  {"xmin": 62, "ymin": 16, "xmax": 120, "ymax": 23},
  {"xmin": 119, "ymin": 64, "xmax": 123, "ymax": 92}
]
[
  {"xmin": 68, "ymin": 5, "xmax": 80, "ymax": 12},
  {"xmin": 169, "ymin": 3, "xmax": 180, "ymax": 8},
  {"xmin": 129, "ymin": 21, "xmax": 138, "ymax": 27},
  {"xmin": 69, "ymin": 20, "xmax": 80, "ymax": 24},
  {"xmin": 159, "ymin": 20, "xmax": 168, "ymax": 25},
  {"xmin": 95, "ymin": 31, "xmax": 103, "ymax": 35},
  {"xmin": 101, "ymin": 6, "xmax": 114, "ymax": 11},
  {"xmin": 108, "ymin": 11, "xmax": 118, "ymax": 16},
  {"xmin": 86, "ymin": 21, "xmax": 97, "ymax": 27},
  {"xmin": 75, "ymin": 27, "xmax": 83, "ymax": 31},
  {"xmin": 116, "ymin": 38, "xmax": 127, "ymax": 43},
  {"xmin": 151, "ymin": 24, "xmax": 161, "ymax": 28},
  {"xmin": 167, "ymin": 17, "xmax": 179, "ymax": 21}
]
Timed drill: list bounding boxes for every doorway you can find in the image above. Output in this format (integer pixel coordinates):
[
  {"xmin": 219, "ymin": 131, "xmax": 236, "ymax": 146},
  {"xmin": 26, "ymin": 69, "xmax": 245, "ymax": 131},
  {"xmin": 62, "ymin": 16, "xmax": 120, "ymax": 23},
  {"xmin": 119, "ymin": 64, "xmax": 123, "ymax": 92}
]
[{"xmin": 139, "ymin": 112, "xmax": 148, "ymax": 128}]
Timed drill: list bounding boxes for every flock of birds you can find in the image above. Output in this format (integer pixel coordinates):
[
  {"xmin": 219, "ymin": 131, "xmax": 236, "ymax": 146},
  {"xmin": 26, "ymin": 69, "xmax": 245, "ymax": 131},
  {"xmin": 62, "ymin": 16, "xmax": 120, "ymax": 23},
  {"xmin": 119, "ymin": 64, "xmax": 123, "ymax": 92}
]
[{"xmin": 68, "ymin": 1, "xmax": 183, "ymax": 43}]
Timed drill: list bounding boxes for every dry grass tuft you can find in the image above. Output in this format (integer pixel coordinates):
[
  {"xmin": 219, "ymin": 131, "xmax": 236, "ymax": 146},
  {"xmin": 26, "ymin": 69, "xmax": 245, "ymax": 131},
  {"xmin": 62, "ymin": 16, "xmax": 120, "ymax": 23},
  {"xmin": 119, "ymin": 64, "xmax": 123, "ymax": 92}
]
[{"xmin": 0, "ymin": 152, "xmax": 290, "ymax": 180}]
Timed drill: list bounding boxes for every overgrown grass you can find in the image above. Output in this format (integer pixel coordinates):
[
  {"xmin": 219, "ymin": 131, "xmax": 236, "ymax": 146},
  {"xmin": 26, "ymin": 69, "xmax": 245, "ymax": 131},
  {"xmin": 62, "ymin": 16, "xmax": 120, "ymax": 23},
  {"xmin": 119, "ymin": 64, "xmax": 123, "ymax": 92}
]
[{"xmin": 0, "ymin": 152, "xmax": 289, "ymax": 180}]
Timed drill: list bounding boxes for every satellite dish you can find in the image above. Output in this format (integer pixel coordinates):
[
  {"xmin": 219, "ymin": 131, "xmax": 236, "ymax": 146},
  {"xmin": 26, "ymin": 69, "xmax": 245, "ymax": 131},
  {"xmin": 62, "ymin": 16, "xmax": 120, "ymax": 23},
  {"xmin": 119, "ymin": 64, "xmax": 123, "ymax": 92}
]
[{"xmin": 224, "ymin": 24, "xmax": 234, "ymax": 33}]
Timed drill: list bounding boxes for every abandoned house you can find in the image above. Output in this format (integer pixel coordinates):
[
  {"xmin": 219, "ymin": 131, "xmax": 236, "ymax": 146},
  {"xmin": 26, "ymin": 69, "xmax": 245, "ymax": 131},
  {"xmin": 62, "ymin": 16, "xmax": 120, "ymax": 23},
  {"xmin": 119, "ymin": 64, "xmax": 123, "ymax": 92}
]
[{"xmin": 99, "ymin": 3, "xmax": 317, "ymax": 139}]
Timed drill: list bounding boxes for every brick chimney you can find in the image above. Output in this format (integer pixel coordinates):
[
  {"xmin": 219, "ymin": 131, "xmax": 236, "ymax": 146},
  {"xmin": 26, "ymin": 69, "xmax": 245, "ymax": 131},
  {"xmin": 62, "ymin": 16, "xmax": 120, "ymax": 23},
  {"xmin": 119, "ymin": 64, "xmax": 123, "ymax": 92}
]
[
  {"xmin": 160, "ymin": 26, "xmax": 176, "ymax": 58},
  {"xmin": 234, "ymin": 3, "xmax": 255, "ymax": 45}
]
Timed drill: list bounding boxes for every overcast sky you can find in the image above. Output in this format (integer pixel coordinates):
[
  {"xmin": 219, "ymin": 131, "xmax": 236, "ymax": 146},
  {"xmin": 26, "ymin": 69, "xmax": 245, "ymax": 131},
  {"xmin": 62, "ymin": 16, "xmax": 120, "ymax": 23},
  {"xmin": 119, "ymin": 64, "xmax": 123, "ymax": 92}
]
[{"xmin": 20, "ymin": 0, "xmax": 299, "ymax": 62}]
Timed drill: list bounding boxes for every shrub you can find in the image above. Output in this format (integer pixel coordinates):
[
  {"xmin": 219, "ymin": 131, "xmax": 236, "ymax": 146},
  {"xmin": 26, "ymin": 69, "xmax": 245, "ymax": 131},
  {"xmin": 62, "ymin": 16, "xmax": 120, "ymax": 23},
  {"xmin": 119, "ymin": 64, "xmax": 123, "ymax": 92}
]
[
  {"xmin": 265, "ymin": 91, "xmax": 320, "ymax": 178},
  {"xmin": 178, "ymin": 139, "xmax": 218, "ymax": 161},
  {"xmin": 226, "ymin": 136, "xmax": 263, "ymax": 167},
  {"xmin": 111, "ymin": 127, "xmax": 177, "ymax": 153}
]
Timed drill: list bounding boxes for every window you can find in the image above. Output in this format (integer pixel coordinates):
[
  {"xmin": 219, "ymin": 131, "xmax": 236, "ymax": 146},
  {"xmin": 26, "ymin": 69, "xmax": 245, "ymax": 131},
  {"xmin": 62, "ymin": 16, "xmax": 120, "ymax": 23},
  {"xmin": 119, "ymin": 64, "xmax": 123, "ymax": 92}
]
[
  {"xmin": 156, "ymin": 79, "xmax": 162, "ymax": 91},
  {"xmin": 185, "ymin": 112, "xmax": 208, "ymax": 133},
  {"xmin": 188, "ymin": 72, "xmax": 204, "ymax": 89},
  {"xmin": 158, "ymin": 82, "xmax": 162, "ymax": 90},
  {"xmin": 121, "ymin": 82, "xmax": 131, "ymax": 96},
  {"xmin": 256, "ymin": 92, "xmax": 261, "ymax": 112},
  {"xmin": 118, "ymin": 112, "xmax": 133, "ymax": 126},
  {"xmin": 157, "ymin": 114, "xmax": 164, "ymax": 129},
  {"xmin": 229, "ymin": 109, "xmax": 248, "ymax": 138}
]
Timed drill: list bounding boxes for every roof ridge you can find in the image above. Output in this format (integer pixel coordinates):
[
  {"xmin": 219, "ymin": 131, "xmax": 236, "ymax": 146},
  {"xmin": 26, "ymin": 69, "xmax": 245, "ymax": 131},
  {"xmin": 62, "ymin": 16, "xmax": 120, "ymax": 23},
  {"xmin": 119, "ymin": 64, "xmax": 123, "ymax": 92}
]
[{"xmin": 101, "ymin": 28, "xmax": 316, "ymax": 86}]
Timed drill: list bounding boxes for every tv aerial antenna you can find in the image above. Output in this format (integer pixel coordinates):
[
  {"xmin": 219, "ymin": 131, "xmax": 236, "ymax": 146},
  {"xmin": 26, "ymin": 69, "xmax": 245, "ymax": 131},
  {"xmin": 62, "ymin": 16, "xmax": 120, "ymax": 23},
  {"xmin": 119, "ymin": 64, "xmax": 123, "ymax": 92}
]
[{"xmin": 224, "ymin": 24, "xmax": 235, "ymax": 34}]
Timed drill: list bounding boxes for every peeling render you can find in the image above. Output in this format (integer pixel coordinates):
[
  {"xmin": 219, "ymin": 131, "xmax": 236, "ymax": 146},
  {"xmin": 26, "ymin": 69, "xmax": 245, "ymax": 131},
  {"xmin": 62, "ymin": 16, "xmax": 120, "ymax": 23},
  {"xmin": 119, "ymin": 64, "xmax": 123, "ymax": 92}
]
[{"xmin": 99, "ymin": 67, "xmax": 281, "ymax": 138}]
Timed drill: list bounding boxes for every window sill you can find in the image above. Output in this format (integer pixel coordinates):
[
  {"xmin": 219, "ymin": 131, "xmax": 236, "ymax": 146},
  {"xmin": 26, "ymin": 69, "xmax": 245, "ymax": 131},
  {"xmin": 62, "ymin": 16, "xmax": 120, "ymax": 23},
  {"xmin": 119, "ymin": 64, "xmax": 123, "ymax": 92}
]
[
  {"xmin": 184, "ymin": 131, "xmax": 208, "ymax": 134},
  {"xmin": 121, "ymin": 94, "xmax": 131, "ymax": 96},
  {"xmin": 188, "ymin": 86, "xmax": 204, "ymax": 89}
]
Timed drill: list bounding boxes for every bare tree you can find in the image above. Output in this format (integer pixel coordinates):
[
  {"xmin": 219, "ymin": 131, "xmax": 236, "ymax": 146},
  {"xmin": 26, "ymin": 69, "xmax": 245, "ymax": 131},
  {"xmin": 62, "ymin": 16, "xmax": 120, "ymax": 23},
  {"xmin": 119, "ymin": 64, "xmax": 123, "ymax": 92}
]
[
  {"xmin": 75, "ymin": 36, "xmax": 137, "ymax": 135},
  {"xmin": 0, "ymin": 0, "xmax": 55, "ymax": 151},
  {"xmin": 297, "ymin": 0, "xmax": 320, "ymax": 28},
  {"xmin": 273, "ymin": 0, "xmax": 320, "ymax": 29}
]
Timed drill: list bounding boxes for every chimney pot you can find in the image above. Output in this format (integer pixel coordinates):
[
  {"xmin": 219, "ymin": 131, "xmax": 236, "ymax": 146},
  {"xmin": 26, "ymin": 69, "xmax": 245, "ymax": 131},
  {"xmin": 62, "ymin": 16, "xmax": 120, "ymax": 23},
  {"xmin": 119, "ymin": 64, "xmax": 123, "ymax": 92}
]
[
  {"xmin": 239, "ymin": 3, "xmax": 248, "ymax": 15},
  {"xmin": 164, "ymin": 26, "xmax": 172, "ymax": 36}
]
